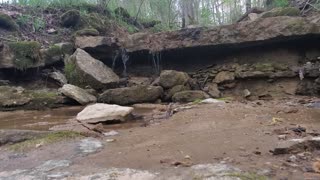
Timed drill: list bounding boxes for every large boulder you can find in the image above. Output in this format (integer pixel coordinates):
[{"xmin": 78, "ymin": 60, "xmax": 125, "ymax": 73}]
[
  {"xmin": 159, "ymin": 70, "xmax": 190, "ymax": 89},
  {"xmin": 76, "ymin": 103, "xmax": 134, "ymax": 124},
  {"xmin": 60, "ymin": 10, "xmax": 81, "ymax": 28},
  {"xmin": 99, "ymin": 85, "xmax": 163, "ymax": 105},
  {"xmin": 65, "ymin": 49, "xmax": 120, "ymax": 90},
  {"xmin": 0, "ymin": 87, "xmax": 64, "ymax": 110},
  {"xmin": 203, "ymin": 83, "xmax": 222, "ymax": 98},
  {"xmin": 164, "ymin": 85, "xmax": 190, "ymax": 101},
  {"xmin": 214, "ymin": 71, "xmax": 235, "ymax": 84},
  {"xmin": 59, "ymin": 84, "xmax": 97, "ymax": 105},
  {"xmin": 0, "ymin": 41, "xmax": 43, "ymax": 70},
  {"xmin": 172, "ymin": 90, "xmax": 209, "ymax": 103}
]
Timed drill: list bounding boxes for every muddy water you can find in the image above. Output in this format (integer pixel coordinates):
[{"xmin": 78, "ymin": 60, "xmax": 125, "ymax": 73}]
[
  {"xmin": 0, "ymin": 106, "xmax": 83, "ymax": 131},
  {"xmin": 0, "ymin": 106, "xmax": 156, "ymax": 131}
]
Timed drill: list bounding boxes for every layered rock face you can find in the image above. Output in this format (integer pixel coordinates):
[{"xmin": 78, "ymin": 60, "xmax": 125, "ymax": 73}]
[{"xmin": 122, "ymin": 15, "xmax": 320, "ymax": 53}]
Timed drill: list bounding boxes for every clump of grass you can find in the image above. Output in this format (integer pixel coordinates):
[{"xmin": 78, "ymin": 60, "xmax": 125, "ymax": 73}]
[
  {"xmin": 192, "ymin": 99, "xmax": 203, "ymax": 104},
  {"xmin": 9, "ymin": 131, "xmax": 83, "ymax": 152},
  {"xmin": 8, "ymin": 41, "xmax": 41, "ymax": 70}
]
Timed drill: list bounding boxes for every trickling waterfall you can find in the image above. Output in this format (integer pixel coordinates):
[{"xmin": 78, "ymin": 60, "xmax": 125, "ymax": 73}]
[
  {"xmin": 151, "ymin": 51, "xmax": 161, "ymax": 75},
  {"xmin": 111, "ymin": 48, "xmax": 130, "ymax": 77},
  {"xmin": 112, "ymin": 51, "xmax": 119, "ymax": 71},
  {"xmin": 121, "ymin": 48, "xmax": 129, "ymax": 77}
]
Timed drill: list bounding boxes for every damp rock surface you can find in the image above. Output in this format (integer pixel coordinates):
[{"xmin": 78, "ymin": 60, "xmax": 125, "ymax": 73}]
[
  {"xmin": 59, "ymin": 84, "xmax": 97, "ymax": 105},
  {"xmin": 98, "ymin": 85, "xmax": 163, "ymax": 105},
  {"xmin": 76, "ymin": 103, "xmax": 134, "ymax": 123}
]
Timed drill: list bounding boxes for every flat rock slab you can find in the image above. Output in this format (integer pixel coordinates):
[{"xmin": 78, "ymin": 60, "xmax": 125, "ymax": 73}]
[
  {"xmin": 76, "ymin": 103, "xmax": 134, "ymax": 123},
  {"xmin": 272, "ymin": 137, "xmax": 320, "ymax": 155},
  {"xmin": 59, "ymin": 84, "xmax": 96, "ymax": 105},
  {"xmin": 78, "ymin": 138, "xmax": 103, "ymax": 154}
]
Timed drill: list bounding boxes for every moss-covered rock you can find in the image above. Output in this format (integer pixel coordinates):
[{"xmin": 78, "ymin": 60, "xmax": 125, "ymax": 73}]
[
  {"xmin": 0, "ymin": 86, "xmax": 65, "ymax": 110},
  {"xmin": 261, "ymin": 7, "xmax": 300, "ymax": 18},
  {"xmin": 55, "ymin": 42, "xmax": 74, "ymax": 55},
  {"xmin": 8, "ymin": 41, "xmax": 43, "ymax": 70},
  {"xmin": 0, "ymin": 13, "xmax": 18, "ymax": 31},
  {"xmin": 80, "ymin": 13, "xmax": 110, "ymax": 33},
  {"xmin": 0, "ymin": 86, "xmax": 31, "ymax": 108},
  {"xmin": 75, "ymin": 28, "xmax": 99, "ymax": 36},
  {"xmin": 60, "ymin": 10, "xmax": 81, "ymax": 28},
  {"xmin": 41, "ymin": 43, "xmax": 74, "ymax": 66},
  {"xmin": 41, "ymin": 45, "xmax": 62, "ymax": 66},
  {"xmin": 65, "ymin": 49, "xmax": 120, "ymax": 90}
]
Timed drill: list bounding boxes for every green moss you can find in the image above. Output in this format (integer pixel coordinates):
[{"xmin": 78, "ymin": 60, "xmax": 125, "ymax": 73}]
[
  {"xmin": 75, "ymin": 28, "xmax": 99, "ymax": 36},
  {"xmin": 0, "ymin": 13, "xmax": 18, "ymax": 31},
  {"xmin": 8, "ymin": 41, "xmax": 41, "ymax": 70},
  {"xmin": 286, "ymin": 19, "xmax": 306, "ymax": 32},
  {"xmin": 64, "ymin": 61, "xmax": 86, "ymax": 88},
  {"xmin": 81, "ymin": 13, "xmax": 111, "ymax": 33},
  {"xmin": 55, "ymin": 42, "xmax": 74, "ymax": 55},
  {"xmin": 30, "ymin": 91, "xmax": 58, "ymax": 99},
  {"xmin": 47, "ymin": 45, "xmax": 62, "ymax": 56},
  {"xmin": 217, "ymin": 97, "xmax": 234, "ymax": 102},
  {"xmin": 261, "ymin": 7, "xmax": 300, "ymax": 18},
  {"xmin": 8, "ymin": 131, "xmax": 83, "ymax": 152},
  {"xmin": 192, "ymin": 99, "xmax": 203, "ymax": 104},
  {"xmin": 253, "ymin": 63, "xmax": 275, "ymax": 72}
]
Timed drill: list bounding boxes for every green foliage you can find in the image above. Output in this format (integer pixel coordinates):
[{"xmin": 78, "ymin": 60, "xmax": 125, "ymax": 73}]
[
  {"xmin": 0, "ymin": 13, "xmax": 18, "ymax": 31},
  {"xmin": 150, "ymin": 23, "xmax": 172, "ymax": 33},
  {"xmin": 16, "ymin": 15, "xmax": 46, "ymax": 32},
  {"xmin": 9, "ymin": 131, "xmax": 82, "ymax": 152},
  {"xmin": 47, "ymin": 45, "xmax": 62, "ymax": 56},
  {"xmin": 8, "ymin": 41, "xmax": 41, "ymax": 70},
  {"xmin": 81, "ymin": 13, "xmax": 111, "ymax": 33},
  {"xmin": 274, "ymin": 0, "xmax": 289, "ymax": 7},
  {"xmin": 200, "ymin": 7, "xmax": 212, "ymax": 26}
]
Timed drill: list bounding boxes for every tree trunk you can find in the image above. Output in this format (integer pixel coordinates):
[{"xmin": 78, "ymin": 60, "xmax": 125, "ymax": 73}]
[{"xmin": 246, "ymin": 0, "xmax": 252, "ymax": 12}]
